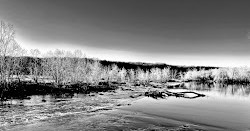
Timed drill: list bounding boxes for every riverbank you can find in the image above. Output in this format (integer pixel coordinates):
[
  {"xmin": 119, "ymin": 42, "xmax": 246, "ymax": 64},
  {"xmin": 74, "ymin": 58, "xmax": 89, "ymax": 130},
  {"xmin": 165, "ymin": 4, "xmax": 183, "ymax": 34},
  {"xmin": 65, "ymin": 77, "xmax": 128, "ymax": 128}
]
[
  {"xmin": 1, "ymin": 65, "xmax": 250, "ymax": 101},
  {"xmin": 1, "ymin": 78, "xmax": 248, "ymax": 101},
  {"xmin": 0, "ymin": 81, "xmax": 120, "ymax": 100},
  {"xmin": 0, "ymin": 77, "xmax": 185, "ymax": 100}
]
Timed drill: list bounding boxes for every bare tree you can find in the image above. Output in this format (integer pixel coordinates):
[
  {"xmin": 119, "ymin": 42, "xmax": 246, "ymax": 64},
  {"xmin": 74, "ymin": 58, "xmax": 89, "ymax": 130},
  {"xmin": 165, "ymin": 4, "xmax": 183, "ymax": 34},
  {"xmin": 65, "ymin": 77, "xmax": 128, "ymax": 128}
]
[
  {"xmin": 15, "ymin": 48, "xmax": 27, "ymax": 82},
  {"xmin": 0, "ymin": 21, "xmax": 19, "ymax": 93},
  {"xmin": 170, "ymin": 69, "xmax": 178, "ymax": 79},
  {"xmin": 89, "ymin": 61, "xmax": 102, "ymax": 85},
  {"xmin": 118, "ymin": 67, "xmax": 127, "ymax": 83},
  {"xmin": 161, "ymin": 67, "xmax": 170, "ymax": 82},
  {"xmin": 128, "ymin": 69, "xmax": 135, "ymax": 82},
  {"xmin": 149, "ymin": 68, "xmax": 162, "ymax": 82},
  {"xmin": 29, "ymin": 49, "xmax": 41, "ymax": 83},
  {"xmin": 109, "ymin": 64, "xmax": 119, "ymax": 82},
  {"xmin": 136, "ymin": 69, "xmax": 150, "ymax": 84},
  {"xmin": 52, "ymin": 49, "xmax": 65, "ymax": 85},
  {"xmin": 74, "ymin": 50, "xmax": 83, "ymax": 58}
]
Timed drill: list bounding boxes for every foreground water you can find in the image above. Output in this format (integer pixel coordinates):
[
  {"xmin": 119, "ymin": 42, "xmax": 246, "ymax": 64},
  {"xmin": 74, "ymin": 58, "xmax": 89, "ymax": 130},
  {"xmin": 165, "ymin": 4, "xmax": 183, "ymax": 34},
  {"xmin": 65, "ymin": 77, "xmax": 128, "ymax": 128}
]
[
  {"xmin": 1, "ymin": 83, "xmax": 250, "ymax": 131},
  {"xmin": 122, "ymin": 83, "xmax": 250, "ymax": 131}
]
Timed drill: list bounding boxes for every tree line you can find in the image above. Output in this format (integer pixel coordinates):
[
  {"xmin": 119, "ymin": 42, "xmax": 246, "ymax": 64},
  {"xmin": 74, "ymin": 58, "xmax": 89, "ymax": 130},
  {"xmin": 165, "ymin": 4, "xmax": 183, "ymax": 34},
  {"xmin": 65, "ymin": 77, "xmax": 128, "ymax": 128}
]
[
  {"xmin": 184, "ymin": 67, "xmax": 250, "ymax": 83},
  {"xmin": 1, "ymin": 50, "xmax": 180, "ymax": 85},
  {"xmin": 1, "ymin": 20, "xmax": 249, "ymax": 93},
  {"xmin": 0, "ymin": 21, "xmax": 184, "ymax": 88}
]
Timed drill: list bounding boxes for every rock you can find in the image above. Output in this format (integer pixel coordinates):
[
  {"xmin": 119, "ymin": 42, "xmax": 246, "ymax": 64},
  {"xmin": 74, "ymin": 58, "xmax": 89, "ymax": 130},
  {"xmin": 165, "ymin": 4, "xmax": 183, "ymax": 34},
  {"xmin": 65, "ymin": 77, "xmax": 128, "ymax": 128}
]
[
  {"xmin": 167, "ymin": 79, "xmax": 182, "ymax": 82},
  {"xmin": 165, "ymin": 82, "xmax": 184, "ymax": 89},
  {"xmin": 116, "ymin": 104, "xmax": 122, "ymax": 106},
  {"xmin": 149, "ymin": 82, "xmax": 163, "ymax": 88},
  {"xmin": 98, "ymin": 81, "xmax": 109, "ymax": 86},
  {"xmin": 89, "ymin": 94, "xmax": 95, "ymax": 96},
  {"xmin": 145, "ymin": 89, "xmax": 206, "ymax": 99},
  {"xmin": 121, "ymin": 87, "xmax": 134, "ymax": 91},
  {"xmin": 130, "ymin": 93, "xmax": 143, "ymax": 98},
  {"xmin": 145, "ymin": 90, "xmax": 165, "ymax": 98}
]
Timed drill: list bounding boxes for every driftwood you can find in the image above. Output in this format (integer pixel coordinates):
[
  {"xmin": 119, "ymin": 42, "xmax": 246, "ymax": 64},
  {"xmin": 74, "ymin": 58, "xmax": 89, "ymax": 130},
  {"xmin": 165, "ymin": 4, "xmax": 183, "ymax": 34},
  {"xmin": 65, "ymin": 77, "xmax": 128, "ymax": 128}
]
[
  {"xmin": 145, "ymin": 90, "xmax": 205, "ymax": 99},
  {"xmin": 149, "ymin": 82, "xmax": 184, "ymax": 89},
  {"xmin": 130, "ymin": 93, "xmax": 143, "ymax": 98},
  {"xmin": 165, "ymin": 82, "xmax": 184, "ymax": 89}
]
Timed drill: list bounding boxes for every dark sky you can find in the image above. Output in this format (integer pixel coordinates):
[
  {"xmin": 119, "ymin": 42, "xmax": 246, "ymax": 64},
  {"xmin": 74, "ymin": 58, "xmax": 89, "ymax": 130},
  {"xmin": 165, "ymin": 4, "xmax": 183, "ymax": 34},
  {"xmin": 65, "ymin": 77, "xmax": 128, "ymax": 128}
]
[{"xmin": 0, "ymin": 0, "xmax": 250, "ymax": 66}]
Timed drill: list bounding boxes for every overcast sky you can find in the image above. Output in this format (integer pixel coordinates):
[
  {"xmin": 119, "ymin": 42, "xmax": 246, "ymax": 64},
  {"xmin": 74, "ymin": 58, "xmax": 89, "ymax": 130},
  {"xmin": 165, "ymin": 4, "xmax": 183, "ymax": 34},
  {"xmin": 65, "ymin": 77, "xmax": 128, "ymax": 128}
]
[{"xmin": 0, "ymin": 0, "xmax": 250, "ymax": 67}]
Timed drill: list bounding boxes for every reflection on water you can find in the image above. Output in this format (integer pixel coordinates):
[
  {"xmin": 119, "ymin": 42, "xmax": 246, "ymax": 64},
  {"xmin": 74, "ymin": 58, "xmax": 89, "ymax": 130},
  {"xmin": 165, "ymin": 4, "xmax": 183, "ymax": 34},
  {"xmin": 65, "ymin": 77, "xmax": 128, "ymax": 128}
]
[
  {"xmin": 1, "ymin": 83, "xmax": 250, "ymax": 131},
  {"xmin": 184, "ymin": 82, "xmax": 250, "ymax": 99},
  {"xmin": 1, "ymin": 93, "xmax": 77, "ymax": 106},
  {"xmin": 122, "ymin": 83, "xmax": 250, "ymax": 131}
]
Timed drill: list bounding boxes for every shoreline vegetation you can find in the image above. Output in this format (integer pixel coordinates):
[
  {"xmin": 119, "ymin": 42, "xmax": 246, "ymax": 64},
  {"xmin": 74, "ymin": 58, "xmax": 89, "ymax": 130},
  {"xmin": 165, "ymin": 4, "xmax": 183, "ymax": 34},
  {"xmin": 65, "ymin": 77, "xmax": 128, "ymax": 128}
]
[{"xmin": 1, "ymin": 21, "xmax": 250, "ymax": 100}]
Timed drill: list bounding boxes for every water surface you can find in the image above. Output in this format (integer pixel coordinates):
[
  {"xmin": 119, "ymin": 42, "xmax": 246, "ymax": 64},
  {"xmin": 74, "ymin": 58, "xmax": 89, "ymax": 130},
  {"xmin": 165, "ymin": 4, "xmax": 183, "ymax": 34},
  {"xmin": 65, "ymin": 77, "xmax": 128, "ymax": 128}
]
[
  {"xmin": 122, "ymin": 83, "xmax": 250, "ymax": 131},
  {"xmin": 1, "ymin": 83, "xmax": 250, "ymax": 131}
]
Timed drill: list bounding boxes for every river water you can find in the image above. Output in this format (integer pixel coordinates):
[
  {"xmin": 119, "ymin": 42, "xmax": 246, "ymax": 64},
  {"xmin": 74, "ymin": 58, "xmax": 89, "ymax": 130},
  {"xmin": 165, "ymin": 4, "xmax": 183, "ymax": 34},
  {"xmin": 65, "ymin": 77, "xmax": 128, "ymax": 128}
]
[
  {"xmin": 122, "ymin": 83, "xmax": 250, "ymax": 131},
  {"xmin": 0, "ymin": 83, "xmax": 250, "ymax": 131}
]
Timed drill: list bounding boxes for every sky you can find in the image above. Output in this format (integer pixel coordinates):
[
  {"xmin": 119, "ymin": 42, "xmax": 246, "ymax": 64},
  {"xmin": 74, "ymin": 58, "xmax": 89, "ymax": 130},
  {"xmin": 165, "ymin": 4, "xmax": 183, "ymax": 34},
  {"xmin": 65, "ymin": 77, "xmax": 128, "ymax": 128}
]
[{"xmin": 0, "ymin": 0, "xmax": 250, "ymax": 67}]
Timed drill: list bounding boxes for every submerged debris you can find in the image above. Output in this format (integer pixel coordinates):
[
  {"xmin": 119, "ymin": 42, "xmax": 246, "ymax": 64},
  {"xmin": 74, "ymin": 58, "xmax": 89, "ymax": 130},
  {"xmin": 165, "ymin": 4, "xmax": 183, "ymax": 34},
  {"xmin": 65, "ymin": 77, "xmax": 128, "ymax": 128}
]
[
  {"xmin": 145, "ymin": 89, "xmax": 205, "ymax": 99},
  {"xmin": 130, "ymin": 93, "xmax": 143, "ymax": 98}
]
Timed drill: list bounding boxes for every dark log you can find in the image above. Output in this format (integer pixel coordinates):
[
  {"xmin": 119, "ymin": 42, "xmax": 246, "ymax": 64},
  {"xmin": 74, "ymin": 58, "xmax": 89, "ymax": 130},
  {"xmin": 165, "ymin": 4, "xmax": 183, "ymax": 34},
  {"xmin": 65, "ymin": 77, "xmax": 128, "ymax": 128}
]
[{"xmin": 145, "ymin": 90, "xmax": 205, "ymax": 99}]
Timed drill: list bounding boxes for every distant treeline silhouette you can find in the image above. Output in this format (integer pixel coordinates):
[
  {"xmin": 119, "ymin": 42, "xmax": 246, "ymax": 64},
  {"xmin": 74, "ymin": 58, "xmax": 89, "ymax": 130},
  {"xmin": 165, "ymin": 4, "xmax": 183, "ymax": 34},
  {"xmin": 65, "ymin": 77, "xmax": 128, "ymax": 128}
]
[{"xmin": 99, "ymin": 60, "xmax": 217, "ymax": 73}]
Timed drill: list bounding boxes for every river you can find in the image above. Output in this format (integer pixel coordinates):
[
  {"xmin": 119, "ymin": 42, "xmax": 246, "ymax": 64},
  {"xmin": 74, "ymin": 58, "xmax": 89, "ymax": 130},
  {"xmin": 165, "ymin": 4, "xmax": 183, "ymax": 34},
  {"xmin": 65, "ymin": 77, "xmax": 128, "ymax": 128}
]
[{"xmin": 1, "ymin": 83, "xmax": 250, "ymax": 131}]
